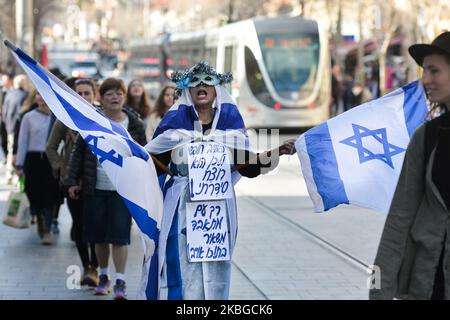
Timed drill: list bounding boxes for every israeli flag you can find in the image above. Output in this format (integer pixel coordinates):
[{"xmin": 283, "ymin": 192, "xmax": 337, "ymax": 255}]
[
  {"xmin": 5, "ymin": 41, "xmax": 163, "ymax": 299},
  {"xmin": 296, "ymin": 81, "xmax": 428, "ymax": 214}
]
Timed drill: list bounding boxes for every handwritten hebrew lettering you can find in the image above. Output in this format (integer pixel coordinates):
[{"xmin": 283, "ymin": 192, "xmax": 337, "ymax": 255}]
[
  {"xmin": 186, "ymin": 201, "xmax": 230, "ymax": 262},
  {"xmin": 187, "ymin": 142, "xmax": 232, "ymax": 201}
]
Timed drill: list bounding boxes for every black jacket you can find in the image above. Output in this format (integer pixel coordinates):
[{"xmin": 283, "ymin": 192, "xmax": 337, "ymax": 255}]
[{"xmin": 66, "ymin": 108, "xmax": 147, "ymax": 195}]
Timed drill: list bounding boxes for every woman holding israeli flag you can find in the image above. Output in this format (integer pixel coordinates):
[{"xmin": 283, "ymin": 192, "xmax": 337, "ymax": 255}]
[
  {"xmin": 370, "ymin": 32, "xmax": 450, "ymax": 300},
  {"xmin": 146, "ymin": 61, "xmax": 294, "ymax": 300}
]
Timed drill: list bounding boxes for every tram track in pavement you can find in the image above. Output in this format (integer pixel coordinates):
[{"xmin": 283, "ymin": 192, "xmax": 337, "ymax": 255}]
[
  {"xmin": 266, "ymin": 156, "xmax": 372, "ymax": 271},
  {"xmin": 231, "ymin": 260, "xmax": 270, "ymax": 300},
  {"xmin": 242, "ymin": 194, "xmax": 372, "ymax": 273}
]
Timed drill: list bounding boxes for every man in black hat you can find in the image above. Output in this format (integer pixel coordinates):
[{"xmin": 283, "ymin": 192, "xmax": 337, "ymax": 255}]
[
  {"xmin": 370, "ymin": 31, "xmax": 450, "ymax": 300},
  {"xmin": 408, "ymin": 31, "xmax": 450, "ymax": 66}
]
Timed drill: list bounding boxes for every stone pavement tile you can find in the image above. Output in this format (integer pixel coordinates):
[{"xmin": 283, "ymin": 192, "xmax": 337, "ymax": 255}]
[
  {"xmin": 0, "ymin": 287, "xmax": 34, "ymax": 293},
  {"xmin": 230, "ymin": 264, "xmax": 266, "ymax": 300},
  {"xmin": 267, "ymin": 294, "xmax": 314, "ymax": 300}
]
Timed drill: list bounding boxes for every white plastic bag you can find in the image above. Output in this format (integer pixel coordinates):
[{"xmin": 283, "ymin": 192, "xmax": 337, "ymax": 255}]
[{"xmin": 2, "ymin": 178, "xmax": 31, "ymax": 229}]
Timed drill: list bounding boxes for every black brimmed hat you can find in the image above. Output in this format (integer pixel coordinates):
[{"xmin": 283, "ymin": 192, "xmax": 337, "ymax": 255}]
[{"xmin": 409, "ymin": 32, "xmax": 450, "ymax": 66}]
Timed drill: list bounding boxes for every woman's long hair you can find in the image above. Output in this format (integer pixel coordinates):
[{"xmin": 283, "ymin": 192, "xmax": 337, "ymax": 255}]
[
  {"xmin": 152, "ymin": 85, "xmax": 176, "ymax": 118},
  {"xmin": 125, "ymin": 79, "xmax": 151, "ymax": 119},
  {"xmin": 21, "ymin": 89, "xmax": 37, "ymax": 113}
]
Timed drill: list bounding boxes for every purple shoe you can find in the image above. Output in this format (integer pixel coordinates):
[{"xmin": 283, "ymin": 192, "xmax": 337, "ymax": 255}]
[
  {"xmin": 94, "ymin": 274, "xmax": 111, "ymax": 295},
  {"xmin": 113, "ymin": 280, "xmax": 127, "ymax": 300}
]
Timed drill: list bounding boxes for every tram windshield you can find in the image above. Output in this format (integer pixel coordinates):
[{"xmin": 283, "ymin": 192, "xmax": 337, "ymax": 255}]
[{"xmin": 258, "ymin": 33, "xmax": 320, "ymax": 100}]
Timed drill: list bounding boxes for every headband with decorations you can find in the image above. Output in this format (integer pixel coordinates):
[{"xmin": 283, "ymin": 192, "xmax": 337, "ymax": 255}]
[{"xmin": 170, "ymin": 61, "xmax": 233, "ymax": 96}]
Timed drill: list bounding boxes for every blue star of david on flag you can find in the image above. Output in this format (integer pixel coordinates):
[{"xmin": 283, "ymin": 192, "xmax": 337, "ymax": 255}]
[{"xmin": 339, "ymin": 124, "xmax": 405, "ymax": 169}]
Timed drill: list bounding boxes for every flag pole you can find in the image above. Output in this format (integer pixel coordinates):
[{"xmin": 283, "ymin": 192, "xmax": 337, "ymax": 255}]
[
  {"xmin": 4, "ymin": 39, "xmax": 38, "ymax": 66},
  {"xmin": 150, "ymin": 154, "xmax": 174, "ymax": 177},
  {"xmin": 4, "ymin": 40, "xmax": 17, "ymax": 51}
]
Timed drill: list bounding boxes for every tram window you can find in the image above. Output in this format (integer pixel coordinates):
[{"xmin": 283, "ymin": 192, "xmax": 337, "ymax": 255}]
[
  {"xmin": 245, "ymin": 46, "xmax": 275, "ymax": 107},
  {"xmin": 207, "ymin": 48, "xmax": 217, "ymax": 68},
  {"xmin": 213, "ymin": 48, "xmax": 217, "ymax": 67},
  {"xmin": 192, "ymin": 48, "xmax": 200, "ymax": 61},
  {"xmin": 205, "ymin": 49, "xmax": 210, "ymax": 64},
  {"xmin": 224, "ymin": 46, "xmax": 233, "ymax": 73},
  {"xmin": 223, "ymin": 46, "xmax": 234, "ymax": 92},
  {"xmin": 258, "ymin": 33, "xmax": 319, "ymax": 99},
  {"xmin": 232, "ymin": 46, "xmax": 236, "ymax": 71},
  {"xmin": 197, "ymin": 49, "xmax": 206, "ymax": 62}
]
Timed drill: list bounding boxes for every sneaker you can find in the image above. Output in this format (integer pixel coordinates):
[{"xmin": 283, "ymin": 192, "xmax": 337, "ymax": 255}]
[
  {"xmin": 51, "ymin": 222, "xmax": 60, "ymax": 234},
  {"xmin": 94, "ymin": 274, "xmax": 111, "ymax": 295},
  {"xmin": 81, "ymin": 266, "xmax": 98, "ymax": 287},
  {"xmin": 41, "ymin": 232, "xmax": 52, "ymax": 245},
  {"xmin": 113, "ymin": 279, "xmax": 127, "ymax": 300}
]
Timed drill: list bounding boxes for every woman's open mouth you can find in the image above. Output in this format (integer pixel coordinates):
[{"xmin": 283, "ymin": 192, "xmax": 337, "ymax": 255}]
[{"xmin": 197, "ymin": 89, "xmax": 207, "ymax": 98}]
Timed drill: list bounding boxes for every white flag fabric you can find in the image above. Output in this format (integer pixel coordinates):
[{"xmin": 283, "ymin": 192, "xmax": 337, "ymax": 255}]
[
  {"xmin": 296, "ymin": 81, "xmax": 428, "ymax": 214},
  {"xmin": 5, "ymin": 41, "xmax": 163, "ymax": 299}
]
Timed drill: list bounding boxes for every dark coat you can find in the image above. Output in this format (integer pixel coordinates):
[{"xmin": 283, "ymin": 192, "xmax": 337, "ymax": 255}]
[
  {"xmin": 66, "ymin": 108, "xmax": 147, "ymax": 195},
  {"xmin": 370, "ymin": 120, "xmax": 450, "ymax": 300}
]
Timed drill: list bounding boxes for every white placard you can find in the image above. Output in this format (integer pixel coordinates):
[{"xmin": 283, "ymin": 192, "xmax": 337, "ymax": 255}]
[
  {"xmin": 186, "ymin": 200, "xmax": 230, "ymax": 262},
  {"xmin": 187, "ymin": 142, "xmax": 233, "ymax": 201}
]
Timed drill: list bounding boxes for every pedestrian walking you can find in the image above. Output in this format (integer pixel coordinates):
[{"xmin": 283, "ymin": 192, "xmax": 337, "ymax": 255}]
[
  {"xmin": 330, "ymin": 63, "xmax": 344, "ymax": 117},
  {"xmin": 1, "ymin": 73, "xmax": 14, "ymax": 161},
  {"xmin": 15, "ymin": 90, "xmax": 59, "ymax": 245},
  {"xmin": 2, "ymin": 75, "xmax": 30, "ymax": 184}
]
